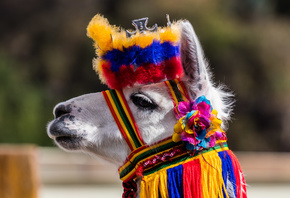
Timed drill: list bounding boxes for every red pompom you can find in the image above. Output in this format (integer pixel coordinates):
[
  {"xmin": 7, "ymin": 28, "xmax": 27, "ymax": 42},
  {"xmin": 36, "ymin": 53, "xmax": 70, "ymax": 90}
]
[
  {"xmin": 101, "ymin": 57, "xmax": 184, "ymax": 89},
  {"xmin": 164, "ymin": 57, "xmax": 184, "ymax": 80}
]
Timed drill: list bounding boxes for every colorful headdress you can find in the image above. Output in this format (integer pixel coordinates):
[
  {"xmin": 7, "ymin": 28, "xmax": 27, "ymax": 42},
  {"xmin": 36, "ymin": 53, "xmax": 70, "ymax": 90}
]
[{"xmin": 87, "ymin": 14, "xmax": 184, "ymax": 89}]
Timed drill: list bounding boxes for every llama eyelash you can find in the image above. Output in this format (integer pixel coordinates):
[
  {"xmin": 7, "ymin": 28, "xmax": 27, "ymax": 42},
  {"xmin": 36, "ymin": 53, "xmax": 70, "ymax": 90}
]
[{"xmin": 130, "ymin": 93, "xmax": 158, "ymax": 111}]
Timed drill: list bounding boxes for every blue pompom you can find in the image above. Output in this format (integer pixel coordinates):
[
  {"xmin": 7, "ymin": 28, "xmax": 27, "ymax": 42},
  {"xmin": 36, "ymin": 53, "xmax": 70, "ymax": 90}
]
[{"xmin": 102, "ymin": 40, "xmax": 180, "ymax": 72}]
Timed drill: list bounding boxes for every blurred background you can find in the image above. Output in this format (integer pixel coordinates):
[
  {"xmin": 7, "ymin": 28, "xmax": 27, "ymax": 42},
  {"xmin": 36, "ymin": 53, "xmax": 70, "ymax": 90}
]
[{"xmin": 1, "ymin": 0, "xmax": 290, "ymax": 197}]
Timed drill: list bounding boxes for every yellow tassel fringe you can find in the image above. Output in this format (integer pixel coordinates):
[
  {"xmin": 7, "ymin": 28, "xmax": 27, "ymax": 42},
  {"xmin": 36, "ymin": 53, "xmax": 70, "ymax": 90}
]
[{"xmin": 139, "ymin": 149, "xmax": 230, "ymax": 198}]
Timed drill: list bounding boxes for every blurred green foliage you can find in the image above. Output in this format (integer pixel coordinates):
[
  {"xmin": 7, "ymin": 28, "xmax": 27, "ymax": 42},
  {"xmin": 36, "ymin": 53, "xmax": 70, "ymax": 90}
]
[{"xmin": 0, "ymin": 0, "xmax": 289, "ymax": 150}]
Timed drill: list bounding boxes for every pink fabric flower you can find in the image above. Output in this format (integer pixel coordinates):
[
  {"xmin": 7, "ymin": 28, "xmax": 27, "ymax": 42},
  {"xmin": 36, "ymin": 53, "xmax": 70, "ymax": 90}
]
[{"xmin": 172, "ymin": 95, "xmax": 226, "ymax": 152}]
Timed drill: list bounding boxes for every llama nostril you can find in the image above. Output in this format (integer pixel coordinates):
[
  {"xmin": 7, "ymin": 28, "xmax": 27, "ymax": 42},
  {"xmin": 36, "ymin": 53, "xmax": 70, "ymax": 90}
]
[{"xmin": 54, "ymin": 104, "xmax": 72, "ymax": 118}]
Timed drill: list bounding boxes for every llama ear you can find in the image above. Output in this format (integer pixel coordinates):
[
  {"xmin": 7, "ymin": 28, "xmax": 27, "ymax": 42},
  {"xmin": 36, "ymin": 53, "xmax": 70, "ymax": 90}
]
[{"xmin": 179, "ymin": 21, "xmax": 210, "ymax": 91}]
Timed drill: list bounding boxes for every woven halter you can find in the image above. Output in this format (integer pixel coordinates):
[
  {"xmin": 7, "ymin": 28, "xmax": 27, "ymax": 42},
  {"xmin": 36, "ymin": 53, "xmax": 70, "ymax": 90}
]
[
  {"xmin": 103, "ymin": 79, "xmax": 218, "ymax": 195},
  {"xmin": 102, "ymin": 88, "xmax": 145, "ymax": 150},
  {"xmin": 102, "ymin": 79, "xmax": 190, "ymax": 176},
  {"xmin": 102, "ymin": 79, "xmax": 188, "ymax": 151},
  {"xmin": 102, "ymin": 79, "xmax": 246, "ymax": 198}
]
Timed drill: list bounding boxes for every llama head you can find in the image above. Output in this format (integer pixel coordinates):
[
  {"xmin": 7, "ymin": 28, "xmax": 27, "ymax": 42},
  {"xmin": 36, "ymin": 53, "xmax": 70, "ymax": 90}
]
[{"xmin": 47, "ymin": 15, "xmax": 232, "ymax": 167}]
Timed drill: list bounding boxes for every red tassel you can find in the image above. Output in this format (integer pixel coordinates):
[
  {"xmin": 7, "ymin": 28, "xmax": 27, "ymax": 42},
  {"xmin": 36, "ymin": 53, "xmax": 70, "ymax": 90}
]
[
  {"xmin": 183, "ymin": 159, "xmax": 202, "ymax": 198},
  {"xmin": 227, "ymin": 150, "xmax": 247, "ymax": 198}
]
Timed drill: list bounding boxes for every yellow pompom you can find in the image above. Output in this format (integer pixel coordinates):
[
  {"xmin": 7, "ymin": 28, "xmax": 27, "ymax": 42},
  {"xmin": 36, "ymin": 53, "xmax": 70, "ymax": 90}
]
[
  {"xmin": 160, "ymin": 25, "xmax": 180, "ymax": 44},
  {"xmin": 112, "ymin": 31, "xmax": 127, "ymax": 51},
  {"xmin": 92, "ymin": 58, "xmax": 106, "ymax": 84},
  {"xmin": 134, "ymin": 32, "xmax": 159, "ymax": 48},
  {"xmin": 87, "ymin": 14, "xmax": 115, "ymax": 52},
  {"xmin": 87, "ymin": 15, "xmax": 182, "ymax": 54}
]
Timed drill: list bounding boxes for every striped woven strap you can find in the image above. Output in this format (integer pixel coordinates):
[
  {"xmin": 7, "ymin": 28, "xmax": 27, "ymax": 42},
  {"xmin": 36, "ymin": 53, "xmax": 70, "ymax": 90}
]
[
  {"xmin": 119, "ymin": 140, "xmax": 228, "ymax": 182},
  {"xmin": 164, "ymin": 79, "xmax": 189, "ymax": 105},
  {"xmin": 102, "ymin": 79, "xmax": 189, "ymax": 151},
  {"xmin": 102, "ymin": 89, "xmax": 145, "ymax": 151}
]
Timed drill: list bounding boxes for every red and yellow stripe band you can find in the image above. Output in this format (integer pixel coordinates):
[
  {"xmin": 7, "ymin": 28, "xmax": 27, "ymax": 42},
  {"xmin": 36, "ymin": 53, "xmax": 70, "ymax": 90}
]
[{"xmin": 102, "ymin": 89, "xmax": 144, "ymax": 151}]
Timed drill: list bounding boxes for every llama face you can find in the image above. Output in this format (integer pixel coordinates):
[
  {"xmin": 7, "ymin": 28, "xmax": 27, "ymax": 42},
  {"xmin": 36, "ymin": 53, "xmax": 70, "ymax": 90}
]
[
  {"xmin": 47, "ymin": 92, "xmax": 128, "ymax": 164},
  {"xmin": 47, "ymin": 20, "xmax": 233, "ymax": 166},
  {"xmin": 47, "ymin": 81, "xmax": 177, "ymax": 165}
]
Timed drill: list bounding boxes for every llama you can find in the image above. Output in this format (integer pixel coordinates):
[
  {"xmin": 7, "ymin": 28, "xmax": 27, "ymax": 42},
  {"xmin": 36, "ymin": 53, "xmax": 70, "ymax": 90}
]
[{"xmin": 47, "ymin": 14, "xmax": 247, "ymax": 198}]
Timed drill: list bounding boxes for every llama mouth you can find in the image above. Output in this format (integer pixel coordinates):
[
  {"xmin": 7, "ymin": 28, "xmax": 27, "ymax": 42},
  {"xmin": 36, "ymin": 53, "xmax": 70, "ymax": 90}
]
[
  {"xmin": 55, "ymin": 136, "xmax": 83, "ymax": 150},
  {"xmin": 47, "ymin": 119, "xmax": 86, "ymax": 150},
  {"xmin": 48, "ymin": 119, "xmax": 78, "ymax": 138}
]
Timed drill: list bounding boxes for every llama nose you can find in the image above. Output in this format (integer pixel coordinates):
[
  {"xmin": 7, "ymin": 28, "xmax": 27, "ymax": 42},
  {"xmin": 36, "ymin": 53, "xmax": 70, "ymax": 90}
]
[{"xmin": 53, "ymin": 104, "xmax": 72, "ymax": 119}]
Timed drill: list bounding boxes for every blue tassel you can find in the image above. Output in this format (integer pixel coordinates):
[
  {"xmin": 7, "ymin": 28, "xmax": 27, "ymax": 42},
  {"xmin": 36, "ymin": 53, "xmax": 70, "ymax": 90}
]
[
  {"xmin": 167, "ymin": 164, "xmax": 184, "ymax": 198},
  {"xmin": 218, "ymin": 151, "xmax": 237, "ymax": 197}
]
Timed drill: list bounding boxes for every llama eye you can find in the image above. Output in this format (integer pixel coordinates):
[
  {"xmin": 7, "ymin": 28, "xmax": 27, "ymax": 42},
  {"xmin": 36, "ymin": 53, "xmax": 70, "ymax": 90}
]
[{"xmin": 130, "ymin": 93, "xmax": 157, "ymax": 110}]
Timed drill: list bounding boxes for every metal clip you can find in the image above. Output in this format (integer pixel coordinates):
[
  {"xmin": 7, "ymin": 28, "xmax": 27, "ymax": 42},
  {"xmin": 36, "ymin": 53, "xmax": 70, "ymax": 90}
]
[
  {"xmin": 126, "ymin": 17, "xmax": 158, "ymax": 38},
  {"xmin": 166, "ymin": 14, "xmax": 171, "ymax": 27}
]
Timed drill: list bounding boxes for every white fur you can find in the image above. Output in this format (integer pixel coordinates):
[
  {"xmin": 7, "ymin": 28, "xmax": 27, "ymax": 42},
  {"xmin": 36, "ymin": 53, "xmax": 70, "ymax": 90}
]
[{"xmin": 180, "ymin": 21, "xmax": 233, "ymax": 128}]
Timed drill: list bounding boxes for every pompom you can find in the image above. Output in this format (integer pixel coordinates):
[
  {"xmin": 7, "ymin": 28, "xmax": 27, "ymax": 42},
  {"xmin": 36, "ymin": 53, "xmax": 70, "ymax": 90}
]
[
  {"xmin": 87, "ymin": 14, "xmax": 116, "ymax": 52},
  {"xmin": 87, "ymin": 14, "xmax": 184, "ymax": 89},
  {"xmin": 159, "ymin": 25, "xmax": 181, "ymax": 44},
  {"xmin": 164, "ymin": 56, "xmax": 184, "ymax": 80}
]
